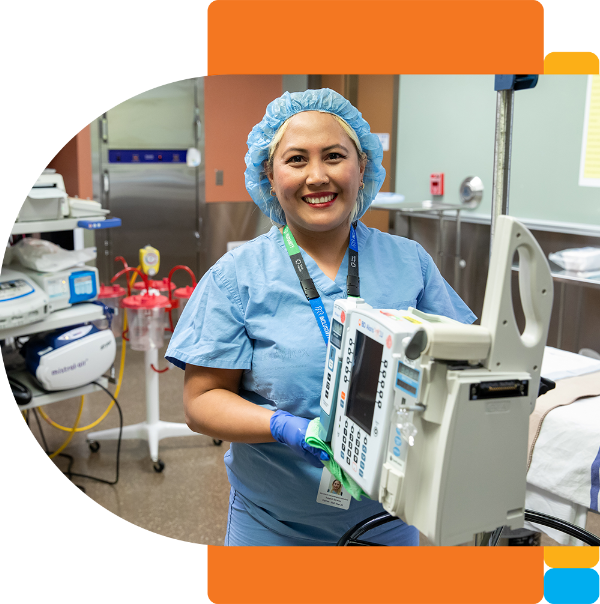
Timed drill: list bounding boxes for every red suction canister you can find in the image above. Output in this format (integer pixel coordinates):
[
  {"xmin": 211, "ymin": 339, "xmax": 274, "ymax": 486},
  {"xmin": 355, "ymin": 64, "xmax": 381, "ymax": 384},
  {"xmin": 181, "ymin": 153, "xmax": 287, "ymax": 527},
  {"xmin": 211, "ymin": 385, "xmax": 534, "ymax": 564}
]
[
  {"xmin": 97, "ymin": 283, "xmax": 127, "ymax": 338},
  {"xmin": 112, "ymin": 267, "xmax": 171, "ymax": 351},
  {"xmin": 132, "ymin": 278, "xmax": 176, "ymax": 294},
  {"xmin": 167, "ymin": 266, "xmax": 197, "ymax": 331}
]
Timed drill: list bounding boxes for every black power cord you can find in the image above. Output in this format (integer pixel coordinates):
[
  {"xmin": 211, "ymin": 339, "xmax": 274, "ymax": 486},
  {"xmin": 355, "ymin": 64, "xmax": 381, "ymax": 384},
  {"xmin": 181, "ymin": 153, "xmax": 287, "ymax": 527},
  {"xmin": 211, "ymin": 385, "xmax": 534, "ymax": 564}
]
[
  {"xmin": 337, "ymin": 510, "xmax": 600, "ymax": 546},
  {"xmin": 524, "ymin": 509, "xmax": 600, "ymax": 546},
  {"xmin": 30, "ymin": 383, "xmax": 123, "ymax": 487},
  {"xmin": 487, "ymin": 511, "xmax": 600, "ymax": 546}
]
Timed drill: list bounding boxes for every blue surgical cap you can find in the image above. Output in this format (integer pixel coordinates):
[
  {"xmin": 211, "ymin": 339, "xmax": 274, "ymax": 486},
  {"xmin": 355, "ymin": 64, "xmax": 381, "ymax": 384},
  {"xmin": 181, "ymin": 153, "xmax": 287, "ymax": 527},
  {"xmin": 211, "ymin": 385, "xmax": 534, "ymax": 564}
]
[{"xmin": 244, "ymin": 89, "xmax": 386, "ymax": 223}]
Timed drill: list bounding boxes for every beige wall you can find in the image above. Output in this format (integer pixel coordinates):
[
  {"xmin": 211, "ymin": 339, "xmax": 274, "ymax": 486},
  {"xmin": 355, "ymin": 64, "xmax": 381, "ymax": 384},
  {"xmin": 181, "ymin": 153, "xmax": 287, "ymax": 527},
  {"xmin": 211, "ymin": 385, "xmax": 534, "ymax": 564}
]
[
  {"xmin": 319, "ymin": 75, "xmax": 395, "ymax": 232},
  {"xmin": 47, "ymin": 125, "xmax": 93, "ymax": 198},
  {"xmin": 204, "ymin": 75, "xmax": 282, "ymax": 203}
]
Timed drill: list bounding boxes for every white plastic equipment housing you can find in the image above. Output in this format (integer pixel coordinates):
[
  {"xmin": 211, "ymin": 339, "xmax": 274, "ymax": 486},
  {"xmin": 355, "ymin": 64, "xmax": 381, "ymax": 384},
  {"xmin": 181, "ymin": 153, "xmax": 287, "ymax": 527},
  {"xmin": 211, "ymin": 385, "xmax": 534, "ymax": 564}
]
[
  {"xmin": 35, "ymin": 329, "xmax": 116, "ymax": 391},
  {"xmin": 0, "ymin": 268, "xmax": 50, "ymax": 329},
  {"xmin": 326, "ymin": 216, "xmax": 553, "ymax": 545},
  {"xmin": 480, "ymin": 216, "xmax": 553, "ymax": 412}
]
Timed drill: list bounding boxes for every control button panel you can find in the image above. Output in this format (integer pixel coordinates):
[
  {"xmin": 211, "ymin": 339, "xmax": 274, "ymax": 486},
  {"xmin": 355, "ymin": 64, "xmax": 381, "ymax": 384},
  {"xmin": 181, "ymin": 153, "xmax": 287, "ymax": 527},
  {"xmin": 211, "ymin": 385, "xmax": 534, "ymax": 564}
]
[
  {"xmin": 0, "ymin": 279, "xmax": 33, "ymax": 301},
  {"xmin": 333, "ymin": 313, "xmax": 395, "ymax": 496},
  {"xmin": 46, "ymin": 276, "xmax": 69, "ymax": 299}
]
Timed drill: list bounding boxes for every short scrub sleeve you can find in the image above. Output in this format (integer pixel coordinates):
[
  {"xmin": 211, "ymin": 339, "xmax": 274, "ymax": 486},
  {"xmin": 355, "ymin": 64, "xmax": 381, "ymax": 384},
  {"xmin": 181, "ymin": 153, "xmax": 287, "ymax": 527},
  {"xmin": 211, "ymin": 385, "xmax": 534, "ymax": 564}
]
[{"xmin": 165, "ymin": 264, "xmax": 252, "ymax": 370}]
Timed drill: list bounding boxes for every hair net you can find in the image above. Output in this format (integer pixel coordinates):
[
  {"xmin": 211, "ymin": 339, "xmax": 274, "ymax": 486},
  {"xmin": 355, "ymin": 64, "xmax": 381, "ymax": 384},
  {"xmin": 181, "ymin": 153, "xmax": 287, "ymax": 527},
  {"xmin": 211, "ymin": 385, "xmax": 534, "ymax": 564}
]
[{"xmin": 245, "ymin": 89, "xmax": 386, "ymax": 223}]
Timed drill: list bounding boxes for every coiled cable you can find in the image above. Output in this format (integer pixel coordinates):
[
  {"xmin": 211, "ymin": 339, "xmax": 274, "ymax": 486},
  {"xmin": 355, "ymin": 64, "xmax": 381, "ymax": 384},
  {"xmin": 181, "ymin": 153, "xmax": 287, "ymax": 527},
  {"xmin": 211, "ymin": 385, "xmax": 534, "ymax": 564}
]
[{"xmin": 32, "ymin": 384, "xmax": 123, "ymax": 487}]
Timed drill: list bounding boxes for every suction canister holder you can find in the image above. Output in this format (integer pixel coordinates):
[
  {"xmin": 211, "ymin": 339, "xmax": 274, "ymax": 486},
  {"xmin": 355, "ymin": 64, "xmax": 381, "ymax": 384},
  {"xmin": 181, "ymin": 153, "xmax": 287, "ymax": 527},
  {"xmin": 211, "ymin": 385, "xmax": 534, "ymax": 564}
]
[{"xmin": 111, "ymin": 267, "xmax": 170, "ymax": 352}]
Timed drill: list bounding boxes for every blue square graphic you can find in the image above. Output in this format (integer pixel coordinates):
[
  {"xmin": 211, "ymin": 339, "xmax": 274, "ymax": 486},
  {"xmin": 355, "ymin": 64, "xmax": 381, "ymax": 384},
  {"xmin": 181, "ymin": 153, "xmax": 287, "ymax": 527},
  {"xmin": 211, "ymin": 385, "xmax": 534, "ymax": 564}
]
[{"xmin": 545, "ymin": 569, "xmax": 599, "ymax": 604}]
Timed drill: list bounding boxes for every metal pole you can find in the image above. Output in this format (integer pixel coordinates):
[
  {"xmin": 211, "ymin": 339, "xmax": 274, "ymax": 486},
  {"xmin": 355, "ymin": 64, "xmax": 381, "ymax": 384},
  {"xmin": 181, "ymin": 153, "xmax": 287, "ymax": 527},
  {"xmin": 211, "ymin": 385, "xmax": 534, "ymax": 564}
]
[
  {"xmin": 478, "ymin": 86, "xmax": 515, "ymax": 548},
  {"xmin": 557, "ymin": 282, "xmax": 566, "ymax": 349},
  {"xmin": 490, "ymin": 89, "xmax": 514, "ymax": 255},
  {"xmin": 575, "ymin": 287, "xmax": 584, "ymax": 352},
  {"xmin": 146, "ymin": 347, "xmax": 160, "ymax": 426},
  {"xmin": 454, "ymin": 209, "xmax": 462, "ymax": 295},
  {"xmin": 476, "ymin": 75, "xmax": 536, "ymax": 549},
  {"xmin": 437, "ymin": 211, "xmax": 445, "ymax": 272}
]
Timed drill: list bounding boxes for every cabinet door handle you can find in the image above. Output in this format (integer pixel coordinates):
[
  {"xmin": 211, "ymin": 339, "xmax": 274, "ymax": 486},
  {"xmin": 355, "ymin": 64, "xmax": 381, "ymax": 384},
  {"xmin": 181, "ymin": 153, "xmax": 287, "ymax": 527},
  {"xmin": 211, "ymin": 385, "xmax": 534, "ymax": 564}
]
[
  {"xmin": 194, "ymin": 102, "xmax": 202, "ymax": 143},
  {"xmin": 102, "ymin": 170, "xmax": 110, "ymax": 201},
  {"xmin": 100, "ymin": 114, "xmax": 108, "ymax": 143}
]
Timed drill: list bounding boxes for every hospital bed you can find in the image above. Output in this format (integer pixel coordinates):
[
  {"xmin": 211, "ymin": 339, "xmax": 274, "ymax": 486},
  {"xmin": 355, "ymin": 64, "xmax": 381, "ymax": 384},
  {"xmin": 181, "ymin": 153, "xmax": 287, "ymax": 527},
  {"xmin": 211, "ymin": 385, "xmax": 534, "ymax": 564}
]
[{"xmin": 523, "ymin": 346, "xmax": 600, "ymax": 545}]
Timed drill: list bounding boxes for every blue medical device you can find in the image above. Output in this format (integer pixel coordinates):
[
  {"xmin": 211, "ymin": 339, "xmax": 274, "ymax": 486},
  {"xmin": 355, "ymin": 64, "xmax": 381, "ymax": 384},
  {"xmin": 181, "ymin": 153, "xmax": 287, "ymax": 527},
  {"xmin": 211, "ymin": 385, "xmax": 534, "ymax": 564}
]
[{"xmin": 15, "ymin": 265, "xmax": 100, "ymax": 312}]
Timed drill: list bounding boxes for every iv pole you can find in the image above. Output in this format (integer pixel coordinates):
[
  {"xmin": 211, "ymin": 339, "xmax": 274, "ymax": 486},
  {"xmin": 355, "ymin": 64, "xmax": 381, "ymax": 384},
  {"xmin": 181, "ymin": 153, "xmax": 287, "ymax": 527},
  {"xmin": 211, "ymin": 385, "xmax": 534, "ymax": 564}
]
[
  {"xmin": 337, "ymin": 75, "xmax": 596, "ymax": 547},
  {"xmin": 475, "ymin": 73, "xmax": 539, "ymax": 546},
  {"xmin": 336, "ymin": 75, "xmax": 598, "ymax": 548},
  {"xmin": 490, "ymin": 75, "xmax": 538, "ymax": 253}
]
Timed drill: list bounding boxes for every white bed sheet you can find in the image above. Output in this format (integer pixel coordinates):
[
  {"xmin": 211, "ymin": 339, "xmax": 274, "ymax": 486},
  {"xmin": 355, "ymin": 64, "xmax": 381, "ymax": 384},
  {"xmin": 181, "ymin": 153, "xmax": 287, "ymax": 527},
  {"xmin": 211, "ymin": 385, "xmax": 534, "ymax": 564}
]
[{"xmin": 524, "ymin": 347, "xmax": 600, "ymax": 544}]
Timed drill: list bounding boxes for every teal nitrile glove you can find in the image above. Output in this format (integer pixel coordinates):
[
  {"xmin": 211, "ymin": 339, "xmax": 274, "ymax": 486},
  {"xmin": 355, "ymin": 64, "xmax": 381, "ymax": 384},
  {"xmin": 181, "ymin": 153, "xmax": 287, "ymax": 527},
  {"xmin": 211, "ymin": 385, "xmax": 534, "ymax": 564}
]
[
  {"xmin": 305, "ymin": 418, "xmax": 369, "ymax": 501},
  {"xmin": 270, "ymin": 410, "xmax": 330, "ymax": 468}
]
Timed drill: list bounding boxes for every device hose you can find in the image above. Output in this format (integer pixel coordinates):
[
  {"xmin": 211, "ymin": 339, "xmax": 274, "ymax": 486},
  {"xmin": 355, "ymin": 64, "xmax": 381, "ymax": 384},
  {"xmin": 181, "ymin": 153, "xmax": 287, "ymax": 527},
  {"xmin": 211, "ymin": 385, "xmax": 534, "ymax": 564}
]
[{"xmin": 48, "ymin": 396, "xmax": 85, "ymax": 459}]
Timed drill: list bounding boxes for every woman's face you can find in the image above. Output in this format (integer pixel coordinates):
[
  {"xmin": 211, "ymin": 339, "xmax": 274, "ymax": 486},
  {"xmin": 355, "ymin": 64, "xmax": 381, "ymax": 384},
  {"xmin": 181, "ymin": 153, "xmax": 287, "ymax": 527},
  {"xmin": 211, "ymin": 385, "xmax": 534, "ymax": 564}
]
[
  {"xmin": 332, "ymin": 480, "xmax": 341, "ymax": 492},
  {"xmin": 267, "ymin": 111, "xmax": 365, "ymax": 234}
]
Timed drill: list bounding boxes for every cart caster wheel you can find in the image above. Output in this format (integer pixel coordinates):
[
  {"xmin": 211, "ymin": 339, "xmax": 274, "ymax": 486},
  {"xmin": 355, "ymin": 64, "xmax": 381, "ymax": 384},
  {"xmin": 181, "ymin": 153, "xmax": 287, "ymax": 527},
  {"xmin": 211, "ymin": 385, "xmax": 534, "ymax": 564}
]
[
  {"xmin": 88, "ymin": 440, "xmax": 100, "ymax": 453},
  {"xmin": 213, "ymin": 439, "xmax": 223, "ymax": 446},
  {"xmin": 153, "ymin": 460, "xmax": 165, "ymax": 473}
]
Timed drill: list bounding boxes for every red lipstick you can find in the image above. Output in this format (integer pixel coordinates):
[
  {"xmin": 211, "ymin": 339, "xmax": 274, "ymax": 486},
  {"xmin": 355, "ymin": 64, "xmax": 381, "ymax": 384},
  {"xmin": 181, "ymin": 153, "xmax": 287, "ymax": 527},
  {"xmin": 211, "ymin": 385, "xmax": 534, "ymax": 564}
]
[{"xmin": 302, "ymin": 192, "xmax": 338, "ymax": 207}]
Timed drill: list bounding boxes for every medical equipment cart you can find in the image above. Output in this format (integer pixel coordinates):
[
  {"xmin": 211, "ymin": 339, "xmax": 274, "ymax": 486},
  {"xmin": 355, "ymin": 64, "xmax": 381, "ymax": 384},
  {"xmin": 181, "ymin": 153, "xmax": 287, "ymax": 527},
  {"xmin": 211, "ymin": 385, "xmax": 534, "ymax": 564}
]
[{"xmin": 4, "ymin": 215, "xmax": 121, "ymax": 410}]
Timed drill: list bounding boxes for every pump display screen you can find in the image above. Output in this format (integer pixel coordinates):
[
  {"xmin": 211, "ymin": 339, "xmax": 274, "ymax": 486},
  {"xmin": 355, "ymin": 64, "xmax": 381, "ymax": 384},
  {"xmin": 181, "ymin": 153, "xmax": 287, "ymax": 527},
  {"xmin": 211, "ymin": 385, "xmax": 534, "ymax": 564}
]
[
  {"xmin": 346, "ymin": 330, "xmax": 384, "ymax": 435},
  {"xmin": 396, "ymin": 361, "xmax": 420, "ymax": 397},
  {"xmin": 74, "ymin": 276, "xmax": 93, "ymax": 295},
  {"xmin": 330, "ymin": 319, "xmax": 343, "ymax": 349}
]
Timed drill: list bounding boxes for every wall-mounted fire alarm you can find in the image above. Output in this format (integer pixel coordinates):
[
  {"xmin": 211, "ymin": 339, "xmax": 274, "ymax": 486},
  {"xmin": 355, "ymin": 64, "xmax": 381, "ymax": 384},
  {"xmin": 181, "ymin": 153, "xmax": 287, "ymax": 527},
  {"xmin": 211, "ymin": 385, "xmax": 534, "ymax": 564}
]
[{"xmin": 430, "ymin": 173, "xmax": 444, "ymax": 196}]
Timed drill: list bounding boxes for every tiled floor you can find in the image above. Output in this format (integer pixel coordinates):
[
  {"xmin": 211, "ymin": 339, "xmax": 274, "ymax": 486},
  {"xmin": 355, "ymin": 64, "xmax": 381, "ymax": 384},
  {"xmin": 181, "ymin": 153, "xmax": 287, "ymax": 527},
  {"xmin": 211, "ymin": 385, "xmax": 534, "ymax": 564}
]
[{"xmin": 23, "ymin": 341, "xmax": 600, "ymax": 547}]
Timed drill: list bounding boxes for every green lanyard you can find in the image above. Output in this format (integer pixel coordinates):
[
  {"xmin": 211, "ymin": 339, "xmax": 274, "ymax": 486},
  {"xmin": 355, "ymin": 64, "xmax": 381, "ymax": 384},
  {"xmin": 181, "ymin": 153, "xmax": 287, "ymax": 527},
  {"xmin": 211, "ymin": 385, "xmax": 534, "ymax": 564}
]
[{"xmin": 281, "ymin": 224, "xmax": 360, "ymax": 345}]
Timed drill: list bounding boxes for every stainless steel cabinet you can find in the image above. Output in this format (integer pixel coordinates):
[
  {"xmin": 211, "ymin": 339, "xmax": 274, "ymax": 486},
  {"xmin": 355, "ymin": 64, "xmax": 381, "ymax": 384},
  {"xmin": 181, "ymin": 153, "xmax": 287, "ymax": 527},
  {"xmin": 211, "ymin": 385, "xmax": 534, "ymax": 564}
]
[
  {"xmin": 94, "ymin": 78, "xmax": 203, "ymax": 283},
  {"xmin": 92, "ymin": 77, "xmax": 272, "ymax": 284}
]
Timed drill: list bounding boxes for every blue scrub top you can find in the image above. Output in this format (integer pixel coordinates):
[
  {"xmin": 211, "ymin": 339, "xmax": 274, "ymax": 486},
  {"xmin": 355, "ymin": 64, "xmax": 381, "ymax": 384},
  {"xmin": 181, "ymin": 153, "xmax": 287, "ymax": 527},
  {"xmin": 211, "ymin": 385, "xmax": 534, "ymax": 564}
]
[{"xmin": 166, "ymin": 223, "xmax": 476, "ymax": 543}]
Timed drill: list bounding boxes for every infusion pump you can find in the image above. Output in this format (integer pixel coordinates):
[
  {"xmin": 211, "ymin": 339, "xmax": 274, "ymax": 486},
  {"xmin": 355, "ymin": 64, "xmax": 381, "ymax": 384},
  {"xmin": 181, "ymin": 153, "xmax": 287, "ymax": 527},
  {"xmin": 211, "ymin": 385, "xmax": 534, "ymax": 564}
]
[{"xmin": 319, "ymin": 217, "xmax": 554, "ymax": 546}]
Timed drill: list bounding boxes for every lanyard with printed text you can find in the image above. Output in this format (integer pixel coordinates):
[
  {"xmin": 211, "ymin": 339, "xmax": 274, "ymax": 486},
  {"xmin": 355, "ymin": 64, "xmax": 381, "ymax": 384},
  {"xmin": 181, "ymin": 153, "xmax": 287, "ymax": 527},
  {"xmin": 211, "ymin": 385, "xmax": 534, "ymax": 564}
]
[{"xmin": 282, "ymin": 223, "xmax": 360, "ymax": 345}]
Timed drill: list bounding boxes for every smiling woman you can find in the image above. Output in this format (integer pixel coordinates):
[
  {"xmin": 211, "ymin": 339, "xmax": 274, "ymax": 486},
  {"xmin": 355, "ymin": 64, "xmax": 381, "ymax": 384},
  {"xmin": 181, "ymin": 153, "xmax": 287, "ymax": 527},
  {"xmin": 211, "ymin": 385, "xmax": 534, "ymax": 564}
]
[
  {"xmin": 165, "ymin": 88, "xmax": 476, "ymax": 546},
  {"xmin": 266, "ymin": 111, "xmax": 367, "ymax": 279},
  {"xmin": 265, "ymin": 112, "xmax": 368, "ymax": 223},
  {"xmin": 246, "ymin": 89, "xmax": 385, "ymax": 226}
]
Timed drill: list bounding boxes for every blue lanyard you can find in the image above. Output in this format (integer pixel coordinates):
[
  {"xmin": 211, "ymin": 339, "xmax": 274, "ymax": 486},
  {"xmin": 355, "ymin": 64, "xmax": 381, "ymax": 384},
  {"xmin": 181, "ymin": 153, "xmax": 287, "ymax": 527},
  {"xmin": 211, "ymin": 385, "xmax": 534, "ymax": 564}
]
[{"xmin": 282, "ymin": 223, "xmax": 360, "ymax": 345}]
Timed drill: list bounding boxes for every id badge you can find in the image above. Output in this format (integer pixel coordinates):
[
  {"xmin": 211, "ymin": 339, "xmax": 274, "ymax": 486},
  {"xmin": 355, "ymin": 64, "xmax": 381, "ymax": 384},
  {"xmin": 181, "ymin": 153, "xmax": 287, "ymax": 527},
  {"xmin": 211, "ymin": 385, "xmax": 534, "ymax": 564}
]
[{"xmin": 316, "ymin": 467, "xmax": 351, "ymax": 510}]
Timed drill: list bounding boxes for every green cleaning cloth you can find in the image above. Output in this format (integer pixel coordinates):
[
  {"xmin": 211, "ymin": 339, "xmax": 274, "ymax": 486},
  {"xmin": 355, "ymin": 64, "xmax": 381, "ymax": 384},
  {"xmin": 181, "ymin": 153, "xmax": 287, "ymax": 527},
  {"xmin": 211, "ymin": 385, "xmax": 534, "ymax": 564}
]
[{"xmin": 305, "ymin": 418, "xmax": 369, "ymax": 501}]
